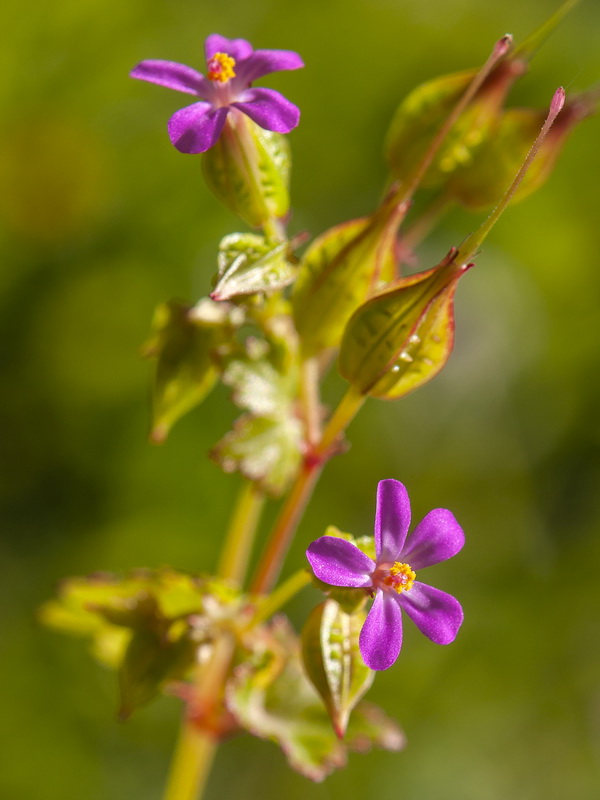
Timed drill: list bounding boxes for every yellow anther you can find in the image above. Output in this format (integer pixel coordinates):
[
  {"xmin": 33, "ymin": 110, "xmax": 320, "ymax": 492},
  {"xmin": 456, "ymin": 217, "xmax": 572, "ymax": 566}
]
[
  {"xmin": 207, "ymin": 52, "xmax": 237, "ymax": 83},
  {"xmin": 383, "ymin": 562, "xmax": 416, "ymax": 594}
]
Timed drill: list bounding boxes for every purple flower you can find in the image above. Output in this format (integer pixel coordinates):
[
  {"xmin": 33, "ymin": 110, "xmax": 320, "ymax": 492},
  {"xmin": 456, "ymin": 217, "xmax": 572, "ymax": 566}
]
[
  {"xmin": 131, "ymin": 34, "xmax": 303, "ymax": 154},
  {"xmin": 306, "ymin": 479, "xmax": 464, "ymax": 670}
]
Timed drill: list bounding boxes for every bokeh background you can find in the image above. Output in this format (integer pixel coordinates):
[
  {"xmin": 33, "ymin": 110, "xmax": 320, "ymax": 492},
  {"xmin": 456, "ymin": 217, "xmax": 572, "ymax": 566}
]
[{"xmin": 2, "ymin": 0, "xmax": 599, "ymax": 798}]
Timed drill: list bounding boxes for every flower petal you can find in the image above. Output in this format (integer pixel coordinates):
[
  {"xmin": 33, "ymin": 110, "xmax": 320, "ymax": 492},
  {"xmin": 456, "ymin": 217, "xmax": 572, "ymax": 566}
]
[
  {"xmin": 235, "ymin": 49, "xmax": 304, "ymax": 84},
  {"xmin": 399, "ymin": 582, "xmax": 463, "ymax": 645},
  {"xmin": 205, "ymin": 35, "xmax": 254, "ymax": 62},
  {"xmin": 306, "ymin": 536, "xmax": 375, "ymax": 588},
  {"xmin": 359, "ymin": 591, "xmax": 403, "ymax": 670},
  {"xmin": 130, "ymin": 60, "xmax": 208, "ymax": 97},
  {"xmin": 374, "ymin": 479, "xmax": 411, "ymax": 562},
  {"xmin": 401, "ymin": 508, "xmax": 465, "ymax": 569},
  {"xmin": 168, "ymin": 103, "xmax": 228, "ymax": 153},
  {"xmin": 232, "ymin": 88, "xmax": 300, "ymax": 133}
]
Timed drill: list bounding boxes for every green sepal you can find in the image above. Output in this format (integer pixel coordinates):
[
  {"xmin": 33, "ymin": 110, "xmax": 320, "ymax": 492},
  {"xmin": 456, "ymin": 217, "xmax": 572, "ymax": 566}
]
[
  {"xmin": 339, "ymin": 253, "xmax": 470, "ymax": 399},
  {"xmin": 385, "ymin": 60, "xmax": 517, "ymax": 190},
  {"xmin": 212, "ymin": 232, "xmax": 297, "ymax": 301},
  {"xmin": 227, "ymin": 617, "xmax": 404, "ymax": 781},
  {"xmin": 301, "ymin": 600, "xmax": 374, "ymax": 738},
  {"xmin": 202, "ymin": 114, "xmax": 290, "ymax": 228},
  {"xmin": 447, "ymin": 98, "xmax": 592, "ymax": 211},
  {"xmin": 142, "ymin": 298, "xmax": 242, "ymax": 444},
  {"xmin": 292, "ymin": 199, "xmax": 405, "ymax": 358},
  {"xmin": 386, "ymin": 70, "xmax": 473, "ymax": 185}
]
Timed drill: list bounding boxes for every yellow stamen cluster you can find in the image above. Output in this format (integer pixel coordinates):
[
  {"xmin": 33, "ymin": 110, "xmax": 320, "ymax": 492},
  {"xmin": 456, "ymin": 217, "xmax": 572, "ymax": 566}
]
[
  {"xmin": 207, "ymin": 52, "xmax": 236, "ymax": 83},
  {"xmin": 383, "ymin": 562, "xmax": 416, "ymax": 594}
]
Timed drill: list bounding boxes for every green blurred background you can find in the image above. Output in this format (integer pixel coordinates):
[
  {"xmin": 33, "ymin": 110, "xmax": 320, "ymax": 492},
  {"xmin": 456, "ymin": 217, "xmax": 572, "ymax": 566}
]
[{"xmin": 2, "ymin": 0, "xmax": 599, "ymax": 798}]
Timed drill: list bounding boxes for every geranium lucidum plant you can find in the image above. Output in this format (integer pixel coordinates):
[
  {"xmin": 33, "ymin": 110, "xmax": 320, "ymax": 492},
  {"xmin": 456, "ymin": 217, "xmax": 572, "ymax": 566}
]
[{"xmin": 41, "ymin": 5, "xmax": 594, "ymax": 799}]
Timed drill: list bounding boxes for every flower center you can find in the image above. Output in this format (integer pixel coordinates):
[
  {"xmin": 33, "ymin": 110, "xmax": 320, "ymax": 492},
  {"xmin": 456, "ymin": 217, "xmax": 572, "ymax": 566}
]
[
  {"xmin": 207, "ymin": 52, "xmax": 236, "ymax": 83},
  {"xmin": 383, "ymin": 562, "xmax": 416, "ymax": 594}
]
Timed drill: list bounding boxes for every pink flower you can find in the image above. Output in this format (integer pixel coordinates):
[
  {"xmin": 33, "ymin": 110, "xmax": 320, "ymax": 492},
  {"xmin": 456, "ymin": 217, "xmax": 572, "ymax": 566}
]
[
  {"xmin": 131, "ymin": 34, "xmax": 303, "ymax": 153},
  {"xmin": 307, "ymin": 480, "xmax": 464, "ymax": 670}
]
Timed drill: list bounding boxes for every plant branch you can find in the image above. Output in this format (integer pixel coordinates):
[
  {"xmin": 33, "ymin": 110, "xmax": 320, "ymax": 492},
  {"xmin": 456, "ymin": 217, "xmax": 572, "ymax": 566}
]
[
  {"xmin": 217, "ymin": 480, "xmax": 266, "ymax": 585},
  {"xmin": 250, "ymin": 386, "xmax": 365, "ymax": 595}
]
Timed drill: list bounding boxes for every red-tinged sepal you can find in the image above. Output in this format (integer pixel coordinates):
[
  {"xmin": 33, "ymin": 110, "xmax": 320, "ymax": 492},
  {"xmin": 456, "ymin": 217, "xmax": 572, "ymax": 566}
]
[
  {"xmin": 338, "ymin": 251, "xmax": 471, "ymax": 400},
  {"xmin": 447, "ymin": 91, "xmax": 596, "ymax": 211},
  {"xmin": 292, "ymin": 196, "xmax": 406, "ymax": 358}
]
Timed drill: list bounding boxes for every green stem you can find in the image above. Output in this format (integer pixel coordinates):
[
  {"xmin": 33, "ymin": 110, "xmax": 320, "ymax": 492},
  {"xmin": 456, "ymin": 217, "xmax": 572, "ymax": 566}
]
[
  {"xmin": 250, "ymin": 386, "xmax": 365, "ymax": 595},
  {"xmin": 263, "ymin": 216, "xmax": 287, "ymax": 243},
  {"xmin": 456, "ymin": 87, "xmax": 565, "ymax": 265},
  {"xmin": 249, "ymin": 461, "xmax": 319, "ymax": 595},
  {"xmin": 249, "ymin": 569, "xmax": 312, "ymax": 629},
  {"xmin": 163, "ymin": 723, "xmax": 218, "ymax": 800},
  {"xmin": 163, "ymin": 481, "xmax": 263, "ymax": 800},
  {"xmin": 318, "ymin": 385, "xmax": 366, "ymax": 455},
  {"xmin": 400, "ymin": 192, "xmax": 453, "ymax": 256},
  {"xmin": 299, "ymin": 357, "xmax": 322, "ymax": 448},
  {"xmin": 216, "ymin": 480, "xmax": 266, "ymax": 585}
]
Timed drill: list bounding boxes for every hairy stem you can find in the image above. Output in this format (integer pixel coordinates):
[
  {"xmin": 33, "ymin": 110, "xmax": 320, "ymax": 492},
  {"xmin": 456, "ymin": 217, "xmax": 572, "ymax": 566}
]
[{"xmin": 456, "ymin": 87, "xmax": 565, "ymax": 264}]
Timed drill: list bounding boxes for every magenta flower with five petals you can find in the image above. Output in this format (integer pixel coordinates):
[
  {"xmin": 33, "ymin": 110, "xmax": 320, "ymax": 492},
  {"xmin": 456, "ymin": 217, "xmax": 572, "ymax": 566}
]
[
  {"xmin": 131, "ymin": 34, "xmax": 303, "ymax": 154},
  {"xmin": 306, "ymin": 479, "xmax": 464, "ymax": 670}
]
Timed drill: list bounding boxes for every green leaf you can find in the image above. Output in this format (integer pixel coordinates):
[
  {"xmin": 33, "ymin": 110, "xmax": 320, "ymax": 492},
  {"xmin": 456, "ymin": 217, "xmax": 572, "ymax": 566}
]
[
  {"xmin": 118, "ymin": 626, "xmax": 197, "ymax": 720},
  {"xmin": 211, "ymin": 413, "xmax": 303, "ymax": 496},
  {"xmin": 339, "ymin": 256, "xmax": 469, "ymax": 400},
  {"xmin": 292, "ymin": 200, "xmax": 404, "ymax": 358},
  {"xmin": 301, "ymin": 600, "xmax": 374, "ymax": 738},
  {"xmin": 202, "ymin": 115, "xmax": 290, "ymax": 228},
  {"xmin": 212, "ymin": 343, "xmax": 302, "ymax": 496},
  {"xmin": 227, "ymin": 617, "xmax": 404, "ymax": 781},
  {"xmin": 212, "ymin": 233, "xmax": 297, "ymax": 301},
  {"xmin": 142, "ymin": 299, "xmax": 240, "ymax": 444},
  {"xmin": 221, "ymin": 354, "xmax": 294, "ymax": 417},
  {"xmin": 40, "ymin": 569, "xmax": 245, "ymax": 714}
]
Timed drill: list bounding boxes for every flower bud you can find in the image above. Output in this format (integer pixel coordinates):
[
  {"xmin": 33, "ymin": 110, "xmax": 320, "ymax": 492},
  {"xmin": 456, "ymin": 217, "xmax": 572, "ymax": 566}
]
[{"xmin": 338, "ymin": 250, "xmax": 470, "ymax": 400}]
